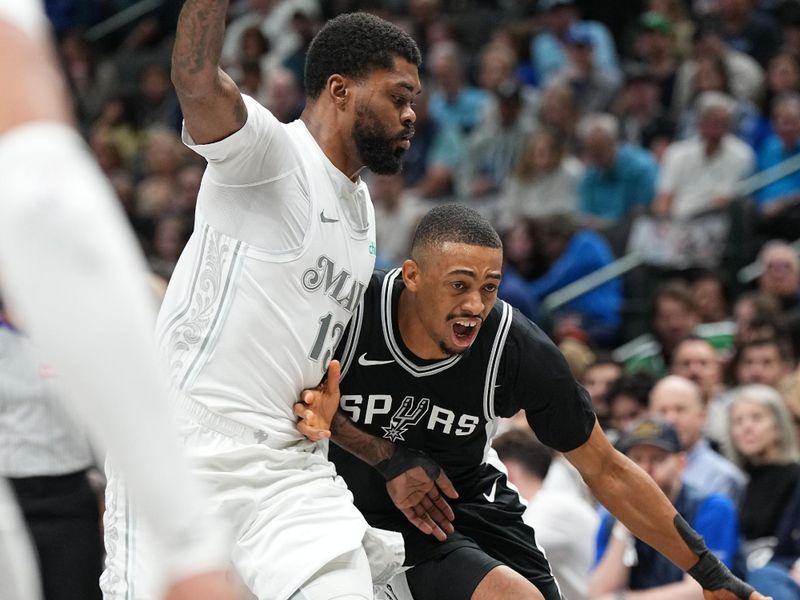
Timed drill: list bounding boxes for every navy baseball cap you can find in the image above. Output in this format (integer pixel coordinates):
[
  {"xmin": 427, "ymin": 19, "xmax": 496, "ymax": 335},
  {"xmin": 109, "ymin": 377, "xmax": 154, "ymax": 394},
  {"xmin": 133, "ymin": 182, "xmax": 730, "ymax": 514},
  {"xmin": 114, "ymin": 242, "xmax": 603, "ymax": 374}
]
[
  {"xmin": 565, "ymin": 23, "xmax": 593, "ymax": 46},
  {"xmin": 616, "ymin": 417, "xmax": 681, "ymax": 454}
]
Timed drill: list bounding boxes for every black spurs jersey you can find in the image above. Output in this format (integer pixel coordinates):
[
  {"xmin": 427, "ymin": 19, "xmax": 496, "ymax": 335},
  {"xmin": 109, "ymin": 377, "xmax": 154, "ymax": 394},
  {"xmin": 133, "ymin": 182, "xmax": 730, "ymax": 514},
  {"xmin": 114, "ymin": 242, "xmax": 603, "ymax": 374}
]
[{"xmin": 331, "ymin": 269, "xmax": 596, "ymax": 517}]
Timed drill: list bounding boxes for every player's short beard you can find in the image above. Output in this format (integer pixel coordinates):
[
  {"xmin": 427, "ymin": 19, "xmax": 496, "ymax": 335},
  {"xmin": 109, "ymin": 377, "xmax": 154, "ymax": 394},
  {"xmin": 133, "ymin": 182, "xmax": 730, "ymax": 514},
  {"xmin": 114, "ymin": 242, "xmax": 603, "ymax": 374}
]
[{"xmin": 353, "ymin": 104, "xmax": 408, "ymax": 175}]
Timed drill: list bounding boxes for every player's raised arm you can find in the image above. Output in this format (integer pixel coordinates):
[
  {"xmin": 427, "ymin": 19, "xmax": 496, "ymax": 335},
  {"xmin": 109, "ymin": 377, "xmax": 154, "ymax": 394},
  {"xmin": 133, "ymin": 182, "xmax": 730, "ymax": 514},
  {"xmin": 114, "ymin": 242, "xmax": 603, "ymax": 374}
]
[
  {"xmin": 566, "ymin": 422, "xmax": 770, "ymax": 600},
  {"xmin": 171, "ymin": 0, "xmax": 245, "ymax": 144}
]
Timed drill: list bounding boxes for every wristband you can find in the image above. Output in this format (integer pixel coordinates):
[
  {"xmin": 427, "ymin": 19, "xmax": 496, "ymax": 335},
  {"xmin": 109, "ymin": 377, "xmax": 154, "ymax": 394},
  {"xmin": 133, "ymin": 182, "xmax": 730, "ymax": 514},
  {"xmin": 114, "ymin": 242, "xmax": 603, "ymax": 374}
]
[
  {"xmin": 374, "ymin": 446, "xmax": 441, "ymax": 481},
  {"xmin": 675, "ymin": 514, "xmax": 754, "ymax": 599}
]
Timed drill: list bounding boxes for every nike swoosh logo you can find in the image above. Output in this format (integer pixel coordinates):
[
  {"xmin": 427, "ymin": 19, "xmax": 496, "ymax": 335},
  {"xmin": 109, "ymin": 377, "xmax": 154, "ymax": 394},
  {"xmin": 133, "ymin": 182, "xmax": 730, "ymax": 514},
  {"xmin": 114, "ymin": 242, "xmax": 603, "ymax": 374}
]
[
  {"xmin": 483, "ymin": 477, "xmax": 500, "ymax": 503},
  {"xmin": 357, "ymin": 353, "xmax": 394, "ymax": 367},
  {"xmin": 320, "ymin": 210, "xmax": 339, "ymax": 223}
]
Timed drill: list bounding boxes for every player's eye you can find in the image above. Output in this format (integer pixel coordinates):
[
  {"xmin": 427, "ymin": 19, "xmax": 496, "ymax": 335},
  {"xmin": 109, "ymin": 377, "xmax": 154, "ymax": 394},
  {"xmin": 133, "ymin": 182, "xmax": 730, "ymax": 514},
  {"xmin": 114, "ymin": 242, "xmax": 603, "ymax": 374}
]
[
  {"xmin": 451, "ymin": 281, "xmax": 465, "ymax": 290},
  {"xmin": 483, "ymin": 284, "xmax": 497, "ymax": 293}
]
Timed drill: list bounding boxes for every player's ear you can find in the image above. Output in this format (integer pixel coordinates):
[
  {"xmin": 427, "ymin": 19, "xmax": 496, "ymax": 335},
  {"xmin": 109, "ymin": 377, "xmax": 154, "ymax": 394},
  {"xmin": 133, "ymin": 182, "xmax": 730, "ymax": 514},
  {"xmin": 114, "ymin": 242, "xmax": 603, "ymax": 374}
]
[
  {"xmin": 328, "ymin": 75, "xmax": 349, "ymax": 109},
  {"xmin": 402, "ymin": 259, "xmax": 421, "ymax": 292}
]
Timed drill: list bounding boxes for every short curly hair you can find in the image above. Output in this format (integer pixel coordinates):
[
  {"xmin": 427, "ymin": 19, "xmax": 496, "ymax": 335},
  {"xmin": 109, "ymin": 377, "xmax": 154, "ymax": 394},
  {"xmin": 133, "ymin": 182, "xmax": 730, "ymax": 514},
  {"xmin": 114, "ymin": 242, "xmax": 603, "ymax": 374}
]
[{"xmin": 304, "ymin": 13, "xmax": 421, "ymax": 100}]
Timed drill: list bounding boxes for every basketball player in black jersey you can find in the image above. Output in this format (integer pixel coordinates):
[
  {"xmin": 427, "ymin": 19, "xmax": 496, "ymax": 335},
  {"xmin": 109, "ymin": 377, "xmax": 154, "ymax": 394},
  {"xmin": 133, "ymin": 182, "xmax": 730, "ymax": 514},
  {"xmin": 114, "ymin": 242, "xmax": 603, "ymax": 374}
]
[{"xmin": 295, "ymin": 205, "xmax": 769, "ymax": 600}]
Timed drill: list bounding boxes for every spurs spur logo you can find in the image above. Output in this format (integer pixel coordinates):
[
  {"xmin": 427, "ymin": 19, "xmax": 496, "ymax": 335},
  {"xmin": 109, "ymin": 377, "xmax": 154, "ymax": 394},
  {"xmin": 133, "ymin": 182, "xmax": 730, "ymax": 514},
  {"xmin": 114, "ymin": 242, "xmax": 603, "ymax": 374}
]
[{"xmin": 381, "ymin": 396, "xmax": 430, "ymax": 442}]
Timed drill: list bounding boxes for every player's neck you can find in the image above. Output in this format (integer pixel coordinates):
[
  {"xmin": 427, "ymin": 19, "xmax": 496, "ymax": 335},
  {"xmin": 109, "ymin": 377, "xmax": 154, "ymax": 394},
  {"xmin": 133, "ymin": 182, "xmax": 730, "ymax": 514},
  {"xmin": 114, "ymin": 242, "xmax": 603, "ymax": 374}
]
[
  {"xmin": 301, "ymin": 107, "xmax": 363, "ymax": 182},
  {"xmin": 397, "ymin": 290, "xmax": 449, "ymax": 360}
]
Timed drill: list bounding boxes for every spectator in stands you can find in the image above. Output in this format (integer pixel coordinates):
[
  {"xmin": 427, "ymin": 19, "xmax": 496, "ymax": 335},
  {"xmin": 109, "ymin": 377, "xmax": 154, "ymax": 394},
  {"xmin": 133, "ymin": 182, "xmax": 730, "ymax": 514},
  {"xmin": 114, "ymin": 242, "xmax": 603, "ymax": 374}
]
[
  {"xmin": 497, "ymin": 128, "xmax": 583, "ymax": 228},
  {"xmin": 494, "ymin": 428, "xmax": 599, "ymax": 600},
  {"xmin": 757, "ymin": 242, "xmax": 800, "ymax": 330},
  {"xmin": 263, "ymin": 67, "xmax": 304, "ymax": 123},
  {"xmin": 551, "ymin": 24, "xmax": 620, "ymax": 115},
  {"xmin": 368, "ymin": 173, "xmax": 429, "ymax": 269},
  {"xmin": 671, "ymin": 336, "xmax": 725, "ymax": 405},
  {"xmin": 427, "ymin": 40, "xmax": 491, "ymax": 134},
  {"xmin": 221, "ymin": 0, "xmax": 320, "ymax": 72},
  {"xmin": 732, "ymin": 336, "xmax": 795, "ymax": 388},
  {"xmin": 631, "ymin": 11, "xmax": 680, "ymax": 111},
  {"xmin": 498, "ymin": 218, "xmax": 546, "ymax": 320},
  {"xmin": 728, "ymin": 385, "xmax": 800, "ymax": 599},
  {"xmin": 676, "ymin": 55, "xmax": 760, "ymax": 142},
  {"xmin": 646, "ymin": 0, "xmax": 696, "ymax": 58},
  {"xmin": 580, "ymin": 356, "xmax": 623, "ymax": 429},
  {"xmin": 615, "ymin": 64, "xmax": 677, "ymax": 161},
  {"xmin": 753, "ymin": 52, "xmax": 800, "ymax": 150},
  {"xmin": 755, "ymin": 93, "xmax": 800, "ymax": 240},
  {"xmin": 59, "ymin": 31, "xmax": 119, "ymax": 131},
  {"xmin": 398, "ymin": 89, "xmax": 463, "ymax": 198},
  {"xmin": 135, "ymin": 63, "xmax": 181, "ymax": 131},
  {"xmin": 525, "ymin": 213, "xmax": 623, "ymax": 347},
  {"xmin": 653, "ymin": 91, "xmax": 755, "ymax": 219},
  {"xmin": 717, "ymin": 0, "xmax": 782, "ymax": 68},
  {"xmin": 149, "ymin": 214, "xmax": 191, "ymax": 279},
  {"xmin": 691, "ymin": 270, "xmax": 730, "ymax": 324},
  {"xmin": 591, "ymin": 418, "xmax": 740, "ymax": 599},
  {"xmin": 670, "ymin": 335, "xmax": 732, "ymax": 452},
  {"xmin": 531, "ymin": 0, "xmax": 620, "ymax": 86},
  {"xmin": 577, "ymin": 113, "xmax": 659, "ymax": 230},
  {"xmin": 536, "ymin": 81, "xmax": 580, "ymax": 152},
  {"xmin": 606, "ymin": 370, "xmax": 658, "ymax": 436},
  {"xmin": 90, "ymin": 95, "xmax": 143, "ymax": 167},
  {"xmin": 734, "ymin": 291, "xmax": 786, "ymax": 346},
  {"xmin": 649, "ymin": 375, "xmax": 746, "ymax": 501},
  {"xmin": 654, "ymin": 280, "xmax": 702, "ymax": 369},
  {"xmin": 673, "ymin": 21, "xmax": 764, "ymax": 117},
  {"xmin": 455, "ymin": 80, "xmax": 534, "ymax": 199}
]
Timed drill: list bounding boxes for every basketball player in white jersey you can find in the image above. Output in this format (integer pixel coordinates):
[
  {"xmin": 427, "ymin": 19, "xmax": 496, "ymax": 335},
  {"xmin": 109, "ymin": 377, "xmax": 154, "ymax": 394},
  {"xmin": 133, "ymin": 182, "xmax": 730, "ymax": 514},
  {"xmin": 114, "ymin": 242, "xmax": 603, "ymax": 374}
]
[
  {"xmin": 101, "ymin": 9, "xmax": 424, "ymax": 600},
  {"xmin": 0, "ymin": 2, "xmax": 237, "ymax": 600}
]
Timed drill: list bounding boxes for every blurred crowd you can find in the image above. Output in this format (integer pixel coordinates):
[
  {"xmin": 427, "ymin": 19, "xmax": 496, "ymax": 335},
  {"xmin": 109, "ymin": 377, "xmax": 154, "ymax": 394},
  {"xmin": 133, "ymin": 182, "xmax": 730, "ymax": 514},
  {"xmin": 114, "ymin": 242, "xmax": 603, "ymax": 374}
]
[{"xmin": 28, "ymin": 0, "xmax": 800, "ymax": 598}]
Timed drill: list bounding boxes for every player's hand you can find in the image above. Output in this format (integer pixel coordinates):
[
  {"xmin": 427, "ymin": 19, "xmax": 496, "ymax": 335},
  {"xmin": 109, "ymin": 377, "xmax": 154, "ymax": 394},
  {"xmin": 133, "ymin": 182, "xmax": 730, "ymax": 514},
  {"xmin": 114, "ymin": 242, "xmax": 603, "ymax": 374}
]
[
  {"xmin": 386, "ymin": 461, "xmax": 458, "ymax": 543},
  {"xmin": 164, "ymin": 571, "xmax": 241, "ymax": 600},
  {"xmin": 294, "ymin": 360, "xmax": 341, "ymax": 441},
  {"xmin": 702, "ymin": 591, "xmax": 772, "ymax": 600}
]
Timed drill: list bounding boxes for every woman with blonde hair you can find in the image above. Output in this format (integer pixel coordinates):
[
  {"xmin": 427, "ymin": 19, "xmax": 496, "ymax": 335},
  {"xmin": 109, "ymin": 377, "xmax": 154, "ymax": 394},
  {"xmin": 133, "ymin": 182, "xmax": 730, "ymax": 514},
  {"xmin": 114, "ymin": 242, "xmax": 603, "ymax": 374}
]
[
  {"xmin": 728, "ymin": 384, "xmax": 800, "ymax": 599},
  {"xmin": 497, "ymin": 128, "xmax": 583, "ymax": 228}
]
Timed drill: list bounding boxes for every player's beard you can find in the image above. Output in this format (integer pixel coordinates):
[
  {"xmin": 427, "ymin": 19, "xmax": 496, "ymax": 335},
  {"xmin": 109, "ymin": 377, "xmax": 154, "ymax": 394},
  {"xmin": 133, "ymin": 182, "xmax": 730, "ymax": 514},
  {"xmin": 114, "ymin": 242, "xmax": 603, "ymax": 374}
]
[{"xmin": 353, "ymin": 104, "xmax": 409, "ymax": 175}]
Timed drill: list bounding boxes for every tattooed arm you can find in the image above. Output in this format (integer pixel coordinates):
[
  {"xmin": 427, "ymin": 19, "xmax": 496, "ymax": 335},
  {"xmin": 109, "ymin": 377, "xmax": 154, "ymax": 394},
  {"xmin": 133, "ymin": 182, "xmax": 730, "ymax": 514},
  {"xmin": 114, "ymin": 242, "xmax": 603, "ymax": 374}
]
[
  {"xmin": 294, "ymin": 362, "xmax": 457, "ymax": 541},
  {"xmin": 171, "ymin": 0, "xmax": 245, "ymax": 144}
]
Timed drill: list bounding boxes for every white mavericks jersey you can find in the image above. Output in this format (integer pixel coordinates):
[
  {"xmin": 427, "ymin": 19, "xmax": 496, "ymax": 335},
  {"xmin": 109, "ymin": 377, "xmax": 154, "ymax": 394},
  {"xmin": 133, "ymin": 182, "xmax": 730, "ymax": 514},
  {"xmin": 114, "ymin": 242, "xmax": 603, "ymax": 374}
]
[{"xmin": 156, "ymin": 95, "xmax": 376, "ymax": 444}]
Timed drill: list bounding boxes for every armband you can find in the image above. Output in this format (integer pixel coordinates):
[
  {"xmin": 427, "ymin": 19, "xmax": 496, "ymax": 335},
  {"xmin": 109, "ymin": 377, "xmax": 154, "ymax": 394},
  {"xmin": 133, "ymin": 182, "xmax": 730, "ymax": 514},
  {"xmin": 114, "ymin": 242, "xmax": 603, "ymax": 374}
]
[
  {"xmin": 374, "ymin": 446, "xmax": 441, "ymax": 481},
  {"xmin": 675, "ymin": 514, "xmax": 754, "ymax": 599}
]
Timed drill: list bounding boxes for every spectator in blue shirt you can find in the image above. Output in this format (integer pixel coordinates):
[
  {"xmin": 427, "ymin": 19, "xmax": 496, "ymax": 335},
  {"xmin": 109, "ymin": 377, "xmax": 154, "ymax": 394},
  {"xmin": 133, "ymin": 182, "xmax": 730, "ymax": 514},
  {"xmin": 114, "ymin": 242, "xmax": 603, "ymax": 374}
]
[
  {"xmin": 531, "ymin": 0, "xmax": 620, "ymax": 87},
  {"xmin": 577, "ymin": 113, "xmax": 659, "ymax": 229},
  {"xmin": 524, "ymin": 214, "xmax": 622, "ymax": 347},
  {"xmin": 590, "ymin": 418, "xmax": 740, "ymax": 599},
  {"xmin": 755, "ymin": 92, "xmax": 800, "ymax": 240},
  {"xmin": 427, "ymin": 40, "xmax": 491, "ymax": 135}
]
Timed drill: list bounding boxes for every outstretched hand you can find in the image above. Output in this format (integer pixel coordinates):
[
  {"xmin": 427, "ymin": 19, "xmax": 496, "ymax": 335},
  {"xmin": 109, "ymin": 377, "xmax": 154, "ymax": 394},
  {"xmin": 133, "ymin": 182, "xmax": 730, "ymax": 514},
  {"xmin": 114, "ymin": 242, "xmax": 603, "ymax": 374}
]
[
  {"xmin": 294, "ymin": 360, "xmax": 341, "ymax": 441},
  {"xmin": 385, "ymin": 459, "xmax": 459, "ymax": 542}
]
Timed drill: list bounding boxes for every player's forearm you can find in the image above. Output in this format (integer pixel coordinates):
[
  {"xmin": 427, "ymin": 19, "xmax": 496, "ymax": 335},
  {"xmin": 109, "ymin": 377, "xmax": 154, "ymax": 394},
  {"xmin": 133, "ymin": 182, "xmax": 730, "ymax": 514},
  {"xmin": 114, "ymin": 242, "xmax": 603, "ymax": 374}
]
[
  {"xmin": 0, "ymin": 21, "xmax": 70, "ymax": 134},
  {"xmin": 331, "ymin": 409, "xmax": 394, "ymax": 466},
  {"xmin": 587, "ymin": 452, "xmax": 697, "ymax": 571},
  {"xmin": 567, "ymin": 425, "xmax": 698, "ymax": 572},
  {"xmin": 171, "ymin": 0, "xmax": 229, "ymax": 96}
]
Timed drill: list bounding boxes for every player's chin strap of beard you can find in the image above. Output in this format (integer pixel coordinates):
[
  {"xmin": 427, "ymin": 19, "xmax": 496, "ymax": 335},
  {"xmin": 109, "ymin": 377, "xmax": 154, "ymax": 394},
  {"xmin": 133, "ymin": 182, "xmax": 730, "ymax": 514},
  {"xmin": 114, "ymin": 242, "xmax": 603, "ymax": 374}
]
[
  {"xmin": 675, "ymin": 514, "xmax": 754, "ymax": 599},
  {"xmin": 374, "ymin": 446, "xmax": 441, "ymax": 481}
]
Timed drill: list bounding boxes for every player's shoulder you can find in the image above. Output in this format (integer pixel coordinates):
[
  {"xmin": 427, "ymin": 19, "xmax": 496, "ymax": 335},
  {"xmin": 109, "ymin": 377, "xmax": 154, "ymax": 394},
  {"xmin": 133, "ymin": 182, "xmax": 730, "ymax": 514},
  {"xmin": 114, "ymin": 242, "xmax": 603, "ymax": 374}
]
[{"xmin": 500, "ymin": 302, "xmax": 561, "ymax": 358}]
